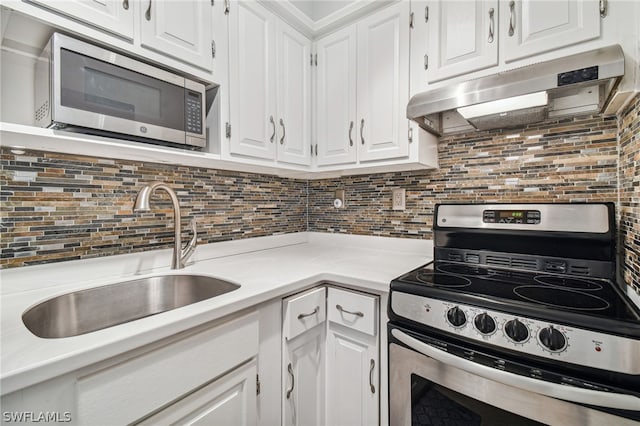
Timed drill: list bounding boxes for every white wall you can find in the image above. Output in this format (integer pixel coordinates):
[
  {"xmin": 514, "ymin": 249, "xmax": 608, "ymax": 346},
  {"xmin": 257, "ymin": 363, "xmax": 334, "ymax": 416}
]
[{"xmin": 0, "ymin": 48, "xmax": 35, "ymax": 125}]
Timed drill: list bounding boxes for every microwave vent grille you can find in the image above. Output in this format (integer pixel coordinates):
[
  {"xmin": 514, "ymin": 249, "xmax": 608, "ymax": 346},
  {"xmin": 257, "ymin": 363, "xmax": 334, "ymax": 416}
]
[{"xmin": 35, "ymin": 100, "xmax": 49, "ymax": 122}]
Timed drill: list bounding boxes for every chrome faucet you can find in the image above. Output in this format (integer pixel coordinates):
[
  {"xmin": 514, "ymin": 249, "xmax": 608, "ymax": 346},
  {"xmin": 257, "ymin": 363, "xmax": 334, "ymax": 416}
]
[{"xmin": 133, "ymin": 181, "xmax": 197, "ymax": 269}]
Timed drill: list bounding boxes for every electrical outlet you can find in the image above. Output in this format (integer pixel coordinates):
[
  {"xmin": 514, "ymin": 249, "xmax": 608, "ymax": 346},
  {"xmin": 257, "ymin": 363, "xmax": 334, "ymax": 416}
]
[
  {"xmin": 334, "ymin": 189, "xmax": 345, "ymax": 208},
  {"xmin": 392, "ymin": 188, "xmax": 405, "ymax": 211}
]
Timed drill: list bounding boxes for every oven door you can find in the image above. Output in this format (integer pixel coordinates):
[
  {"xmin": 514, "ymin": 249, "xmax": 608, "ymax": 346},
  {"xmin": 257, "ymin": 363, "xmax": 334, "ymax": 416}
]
[{"xmin": 389, "ymin": 326, "xmax": 640, "ymax": 426}]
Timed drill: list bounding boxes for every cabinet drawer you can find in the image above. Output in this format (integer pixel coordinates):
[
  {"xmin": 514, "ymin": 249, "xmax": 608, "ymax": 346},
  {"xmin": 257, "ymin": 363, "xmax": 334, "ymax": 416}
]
[
  {"xmin": 77, "ymin": 312, "xmax": 259, "ymax": 425},
  {"xmin": 327, "ymin": 287, "xmax": 377, "ymax": 336},
  {"xmin": 283, "ymin": 287, "xmax": 326, "ymax": 340}
]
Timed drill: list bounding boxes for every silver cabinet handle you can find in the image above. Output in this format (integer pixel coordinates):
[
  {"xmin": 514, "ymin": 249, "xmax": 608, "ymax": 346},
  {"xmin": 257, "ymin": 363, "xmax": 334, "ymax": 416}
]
[
  {"xmin": 336, "ymin": 304, "xmax": 364, "ymax": 317},
  {"xmin": 425, "ymin": 5, "xmax": 429, "ymax": 22},
  {"xmin": 348, "ymin": 121, "xmax": 354, "ymax": 146},
  {"xmin": 122, "ymin": 0, "xmax": 129, "ymax": 10},
  {"xmin": 286, "ymin": 362, "xmax": 295, "ymax": 399},
  {"xmin": 488, "ymin": 8, "xmax": 495, "ymax": 43},
  {"xmin": 224, "ymin": 0, "xmax": 230, "ymax": 15},
  {"xmin": 269, "ymin": 116, "xmax": 275, "ymax": 143},
  {"xmin": 145, "ymin": 0, "xmax": 152, "ymax": 20},
  {"xmin": 508, "ymin": 1, "xmax": 515, "ymax": 36},
  {"xmin": 297, "ymin": 306, "xmax": 319, "ymax": 320},
  {"xmin": 279, "ymin": 118, "xmax": 285, "ymax": 145},
  {"xmin": 600, "ymin": 0, "xmax": 607, "ymax": 17},
  {"xmin": 369, "ymin": 359, "xmax": 376, "ymax": 394},
  {"xmin": 360, "ymin": 119, "xmax": 365, "ymax": 145}
]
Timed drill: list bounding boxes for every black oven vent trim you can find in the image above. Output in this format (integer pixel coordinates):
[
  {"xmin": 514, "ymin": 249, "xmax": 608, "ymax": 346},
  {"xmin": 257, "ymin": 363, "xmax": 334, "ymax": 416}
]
[{"xmin": 435, "ymin": 248, "xmax": 611, "ymax": 279}]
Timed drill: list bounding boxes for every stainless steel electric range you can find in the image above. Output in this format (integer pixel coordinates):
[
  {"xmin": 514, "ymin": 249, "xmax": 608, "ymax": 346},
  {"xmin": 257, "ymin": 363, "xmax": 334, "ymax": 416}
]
[{"xmin": 388, "ymin": 203, "xmax": 640, "ymax": 426}]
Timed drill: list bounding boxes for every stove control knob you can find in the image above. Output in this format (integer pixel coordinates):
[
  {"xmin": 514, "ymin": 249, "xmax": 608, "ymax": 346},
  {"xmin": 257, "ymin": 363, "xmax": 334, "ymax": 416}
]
[
  {"xmin": 504, "ymin": 319, "xmax": 529, "ymax": 342},
  {"xmin": 539, "ymin": 326, "xmax": 566, "ymax": 351},
  {"xmin": 446, "ymin": 306, "xmax": 467, "ymax": 327},
  {"xmin": 474, "ymin": 313, "xmax": 496, "ymax": 335}
]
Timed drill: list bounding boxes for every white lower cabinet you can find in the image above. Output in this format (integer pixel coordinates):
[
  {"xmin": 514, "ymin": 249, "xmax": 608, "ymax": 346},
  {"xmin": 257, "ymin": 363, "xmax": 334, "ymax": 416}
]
[
  {"xmin": 282, "ymin": 287, "xmax": 327, "ymax": 426},
  {"xmin": 281, "ymin": 286, "xmax": 380, "ymax": 426},
  {"xmin": 138, "ymin": 360, "xmax": 257, "ymax": 426},
  {"xmin": 1, "ymin": 312, "xmax": 260, "ymax": 426},
  {"xmin": 283, "ymin": 324, "xmax": 326, "ymax": 426}
]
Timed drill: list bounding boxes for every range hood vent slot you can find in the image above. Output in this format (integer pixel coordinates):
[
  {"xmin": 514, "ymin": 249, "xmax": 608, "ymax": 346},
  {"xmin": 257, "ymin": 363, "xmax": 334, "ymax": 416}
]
[{"xmin": 407, "ymin": 45, "xmax": 624, "ymax": 136}]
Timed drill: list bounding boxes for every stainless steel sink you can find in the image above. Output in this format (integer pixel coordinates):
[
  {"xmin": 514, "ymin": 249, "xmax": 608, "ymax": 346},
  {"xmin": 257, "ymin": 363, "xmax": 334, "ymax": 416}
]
[{"xmin": 22, "ymin": 275, "xmax": 240, "ymax": 338}]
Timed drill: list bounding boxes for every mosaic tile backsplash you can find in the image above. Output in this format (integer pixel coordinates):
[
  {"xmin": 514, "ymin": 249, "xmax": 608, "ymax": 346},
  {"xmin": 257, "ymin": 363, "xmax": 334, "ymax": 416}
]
[
  {"xmin": 309, "ymin": 101, "xmax": 639, "ymax": 292},
  {"xmin": 1, "ymin": 95, "xmax": 639, "ymax": 293},
  {"xmin": 309, "ymin": 114, "xmax": 620, "ymax": 237},
  {"xmin": 618, "ymin": 95, "xmax": 640, "ymax": 290},
  {"xmin": 0, "ymin": 152, "xmax": 307, "ymax": 267}
]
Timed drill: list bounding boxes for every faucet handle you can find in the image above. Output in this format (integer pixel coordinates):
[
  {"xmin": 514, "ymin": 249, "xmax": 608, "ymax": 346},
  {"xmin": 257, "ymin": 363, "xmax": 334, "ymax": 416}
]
[{"xmin": 180, "ymin": 218, "xmax": 198, "ymax": 267}]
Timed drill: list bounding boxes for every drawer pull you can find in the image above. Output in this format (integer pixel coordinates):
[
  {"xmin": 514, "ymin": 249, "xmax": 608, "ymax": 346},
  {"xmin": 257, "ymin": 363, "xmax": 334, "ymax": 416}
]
[
  {"xmin": 297, "ymin": 306, "xmax": 319, "ymax": 320},
  {"xmin": 336, "ymin": 304, "xmax": 364, "ymax": 317},
  {"xmin": 286, "ymin": 362, "xmax": 295, "ymax": 399},
  {"xmin": 145, "ymin": 0, "xmax": 152, "ymax": 21},
  {"xmin": 369, "ymin": 359, "xmax": 376, "ymax": 394},
  {"xmin": 508, "ymin": 1, "xmax": 516, "ymax": 37}
]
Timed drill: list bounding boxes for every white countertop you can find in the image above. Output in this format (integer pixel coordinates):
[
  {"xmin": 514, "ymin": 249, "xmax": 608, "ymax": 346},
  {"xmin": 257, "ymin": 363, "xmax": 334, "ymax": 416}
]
[{"xmin": 0, "ymin": 232, "xmax": 432, "ymax": 395}]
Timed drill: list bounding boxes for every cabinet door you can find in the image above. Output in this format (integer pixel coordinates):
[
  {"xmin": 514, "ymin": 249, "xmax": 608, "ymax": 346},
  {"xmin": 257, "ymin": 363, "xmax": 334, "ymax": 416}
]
[
  {"xmin": 140, "ymin": 0, "xmax": 213, "ymax": 70},
  {"xmin": 502, "ymin": 0, "xmax": 601, "ymax": 62},
  {"xmin": 228, "ymin": 1, "xmax": 277, "ymax": 161},
  {"xmin": 356, "ymin": 2, "xmax": 410, "ymax": 162},
  {"xmin": 138, "ymin": 361, "xmax": 257, "ymax": 426},
  {"xmin": 410, "ymin": 0, "xmax": 430, "ymax": 97},
  {"xmin": 315, "ymin": 26, "xmax": 357, "ymax": 166},
  {"xmin": 283, "ymin": 326, "xmax": 325, "ymax": 426},
  {"xmin": 28, "ymin": 0, "xmax": 133, "ymax": 39},
  {"xmin": 326, "ymin": 288, "xmax": 379, "ymax": 426},
  {"xmin": 326, "ymin": 326, "xmax": 378, "ymax": 426},
  {"xmin": 276, "ymin": 22, "xmax": 312, "ymax": 166},
  {"xmin": 427, "ymin": 0, "xmax": 498, "ymax": 82}
]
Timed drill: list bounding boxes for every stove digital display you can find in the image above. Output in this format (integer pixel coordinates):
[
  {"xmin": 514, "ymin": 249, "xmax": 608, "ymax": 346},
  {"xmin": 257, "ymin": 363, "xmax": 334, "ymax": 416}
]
[
  {"xmin": 483, "ymin": 210, "xmax": 541, "ymax": 224},
  {"xmin": 499, "ymin": 211, "xmax": 524, "ymax": 218}
]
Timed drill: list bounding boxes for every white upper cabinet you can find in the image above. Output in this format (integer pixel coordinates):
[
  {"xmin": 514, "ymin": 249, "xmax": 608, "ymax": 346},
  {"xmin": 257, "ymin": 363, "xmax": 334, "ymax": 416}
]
[
  {"xmin": 229, "ymin": 0, "xmax": 277, "ymax": 160},
  {"xmin": 140, "ymin": 0, "xmax": 214, "ymax": 70},
  {"xmin": 276, "ymin": 22, "xmax": 312, "ymax": 166},
  {"xmin": 357, "ymin": 1, "xmax": 410, "ymax": 162},
  {"xmin": 423, "ymin": 0, "xmax": 602, "ymax": 83},
  {"xmin": 426, "ymin": 0, "xmax": 499, "ymax": 82},
  {"xmin": 316, "ymin": 1, "xmax": 411, "ymax": 166},
  {"xmin": 27, "ymin": 0, "xmax": 134, "ymax": 39},
  {"xmin": 315, "ymin": 26, "xmax": 358, "ymax": 166},
  {"xmin": 502, "ymin": 0, "xmax": 601, "ymax": 62},
  {"xmin": 228, "ymin": 3, "xmax": 311, "ymax": 165}
]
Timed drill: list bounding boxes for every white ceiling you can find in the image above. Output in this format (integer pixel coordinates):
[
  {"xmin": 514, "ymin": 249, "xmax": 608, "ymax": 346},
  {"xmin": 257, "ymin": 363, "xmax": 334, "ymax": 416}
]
[
  {"xmin": 288, "ymin": 0, "xmax": 358, "ymax": 21},
  {"xmin": 260, "ymin": 0, "xmax": 394, "ymax": 38}
]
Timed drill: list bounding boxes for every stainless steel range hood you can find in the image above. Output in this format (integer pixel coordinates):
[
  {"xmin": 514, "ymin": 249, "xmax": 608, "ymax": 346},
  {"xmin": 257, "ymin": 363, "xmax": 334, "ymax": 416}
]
[{"xmin": 407, "ymin": 45, "xmax": 624, "ymax": 136}]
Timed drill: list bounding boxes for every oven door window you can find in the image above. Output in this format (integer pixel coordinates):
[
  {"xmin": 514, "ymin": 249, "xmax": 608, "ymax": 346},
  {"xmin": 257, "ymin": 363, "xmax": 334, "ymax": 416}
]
[
  {"xmin": 59, "ymin": 48, "xmax": 184, "ymax": 131},
  {"xmin": 411, "ymin": 374, "xmax": 545, "ymax": 426}
]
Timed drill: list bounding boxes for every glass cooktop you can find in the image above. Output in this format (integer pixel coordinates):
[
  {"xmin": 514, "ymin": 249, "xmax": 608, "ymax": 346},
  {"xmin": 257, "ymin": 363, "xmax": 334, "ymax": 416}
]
[{"xmin": 393, "ymin": 261, "xmax": 640, "ymax": 323}]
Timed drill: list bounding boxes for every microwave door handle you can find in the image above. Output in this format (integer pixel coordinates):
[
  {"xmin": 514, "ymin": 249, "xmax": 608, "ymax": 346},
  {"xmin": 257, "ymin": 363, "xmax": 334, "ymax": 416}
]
[{"xmin": 391, "ymin": 329, "xmax": 640, "ymax": 411}]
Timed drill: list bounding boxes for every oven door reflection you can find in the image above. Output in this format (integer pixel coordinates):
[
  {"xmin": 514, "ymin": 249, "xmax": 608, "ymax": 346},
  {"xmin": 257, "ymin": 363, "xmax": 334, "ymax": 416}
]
[
  {"xmin": 411, "ymin": 374, "xmax": 544, "ymax": 426},
  {"xmin": 389, "ymin": 342, "xmax": 638, "ymax": 426}
]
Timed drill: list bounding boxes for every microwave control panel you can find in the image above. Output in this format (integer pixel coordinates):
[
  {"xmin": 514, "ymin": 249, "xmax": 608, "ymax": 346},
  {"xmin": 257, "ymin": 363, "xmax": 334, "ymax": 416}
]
[{"xmin": 186, "ymin": 91, "xmax": 203, "ymax": 135}]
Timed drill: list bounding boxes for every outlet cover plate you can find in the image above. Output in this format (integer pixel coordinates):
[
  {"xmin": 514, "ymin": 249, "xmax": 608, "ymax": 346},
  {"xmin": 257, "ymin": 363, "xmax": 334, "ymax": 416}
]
[{"xmin": 392, "ymin": 188, "xmax": 405, "ymax": 211}]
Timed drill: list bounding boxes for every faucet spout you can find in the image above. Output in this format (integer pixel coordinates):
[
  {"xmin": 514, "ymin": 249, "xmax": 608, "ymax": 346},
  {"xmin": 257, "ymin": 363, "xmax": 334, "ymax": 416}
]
[{"xmin": 133, "ymin": 182, "xmax": 197, "ymax": 269}]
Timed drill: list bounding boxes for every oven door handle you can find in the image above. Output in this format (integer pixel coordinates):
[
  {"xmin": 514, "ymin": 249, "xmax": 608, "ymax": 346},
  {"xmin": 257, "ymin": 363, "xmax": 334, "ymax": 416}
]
[{"xmin": 391, "ymin": 329, "xmax": 640, "ymax": 411}]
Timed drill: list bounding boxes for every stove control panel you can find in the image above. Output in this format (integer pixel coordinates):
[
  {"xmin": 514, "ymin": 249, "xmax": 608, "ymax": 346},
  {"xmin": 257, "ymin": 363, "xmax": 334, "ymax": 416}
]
[
  {"xmin": 391, "ymin": 291, "xmax": 640, "ymax": 375},
  {"xmin": 482, "ymin": 209, "xmax": 541, "ymax": 224}
]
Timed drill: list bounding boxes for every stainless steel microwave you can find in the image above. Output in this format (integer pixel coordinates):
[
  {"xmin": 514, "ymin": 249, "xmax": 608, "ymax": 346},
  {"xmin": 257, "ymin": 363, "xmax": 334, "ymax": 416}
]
[{"xmin": 35, "ymin": 33, "xmax": 206, "ymax": 149}]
